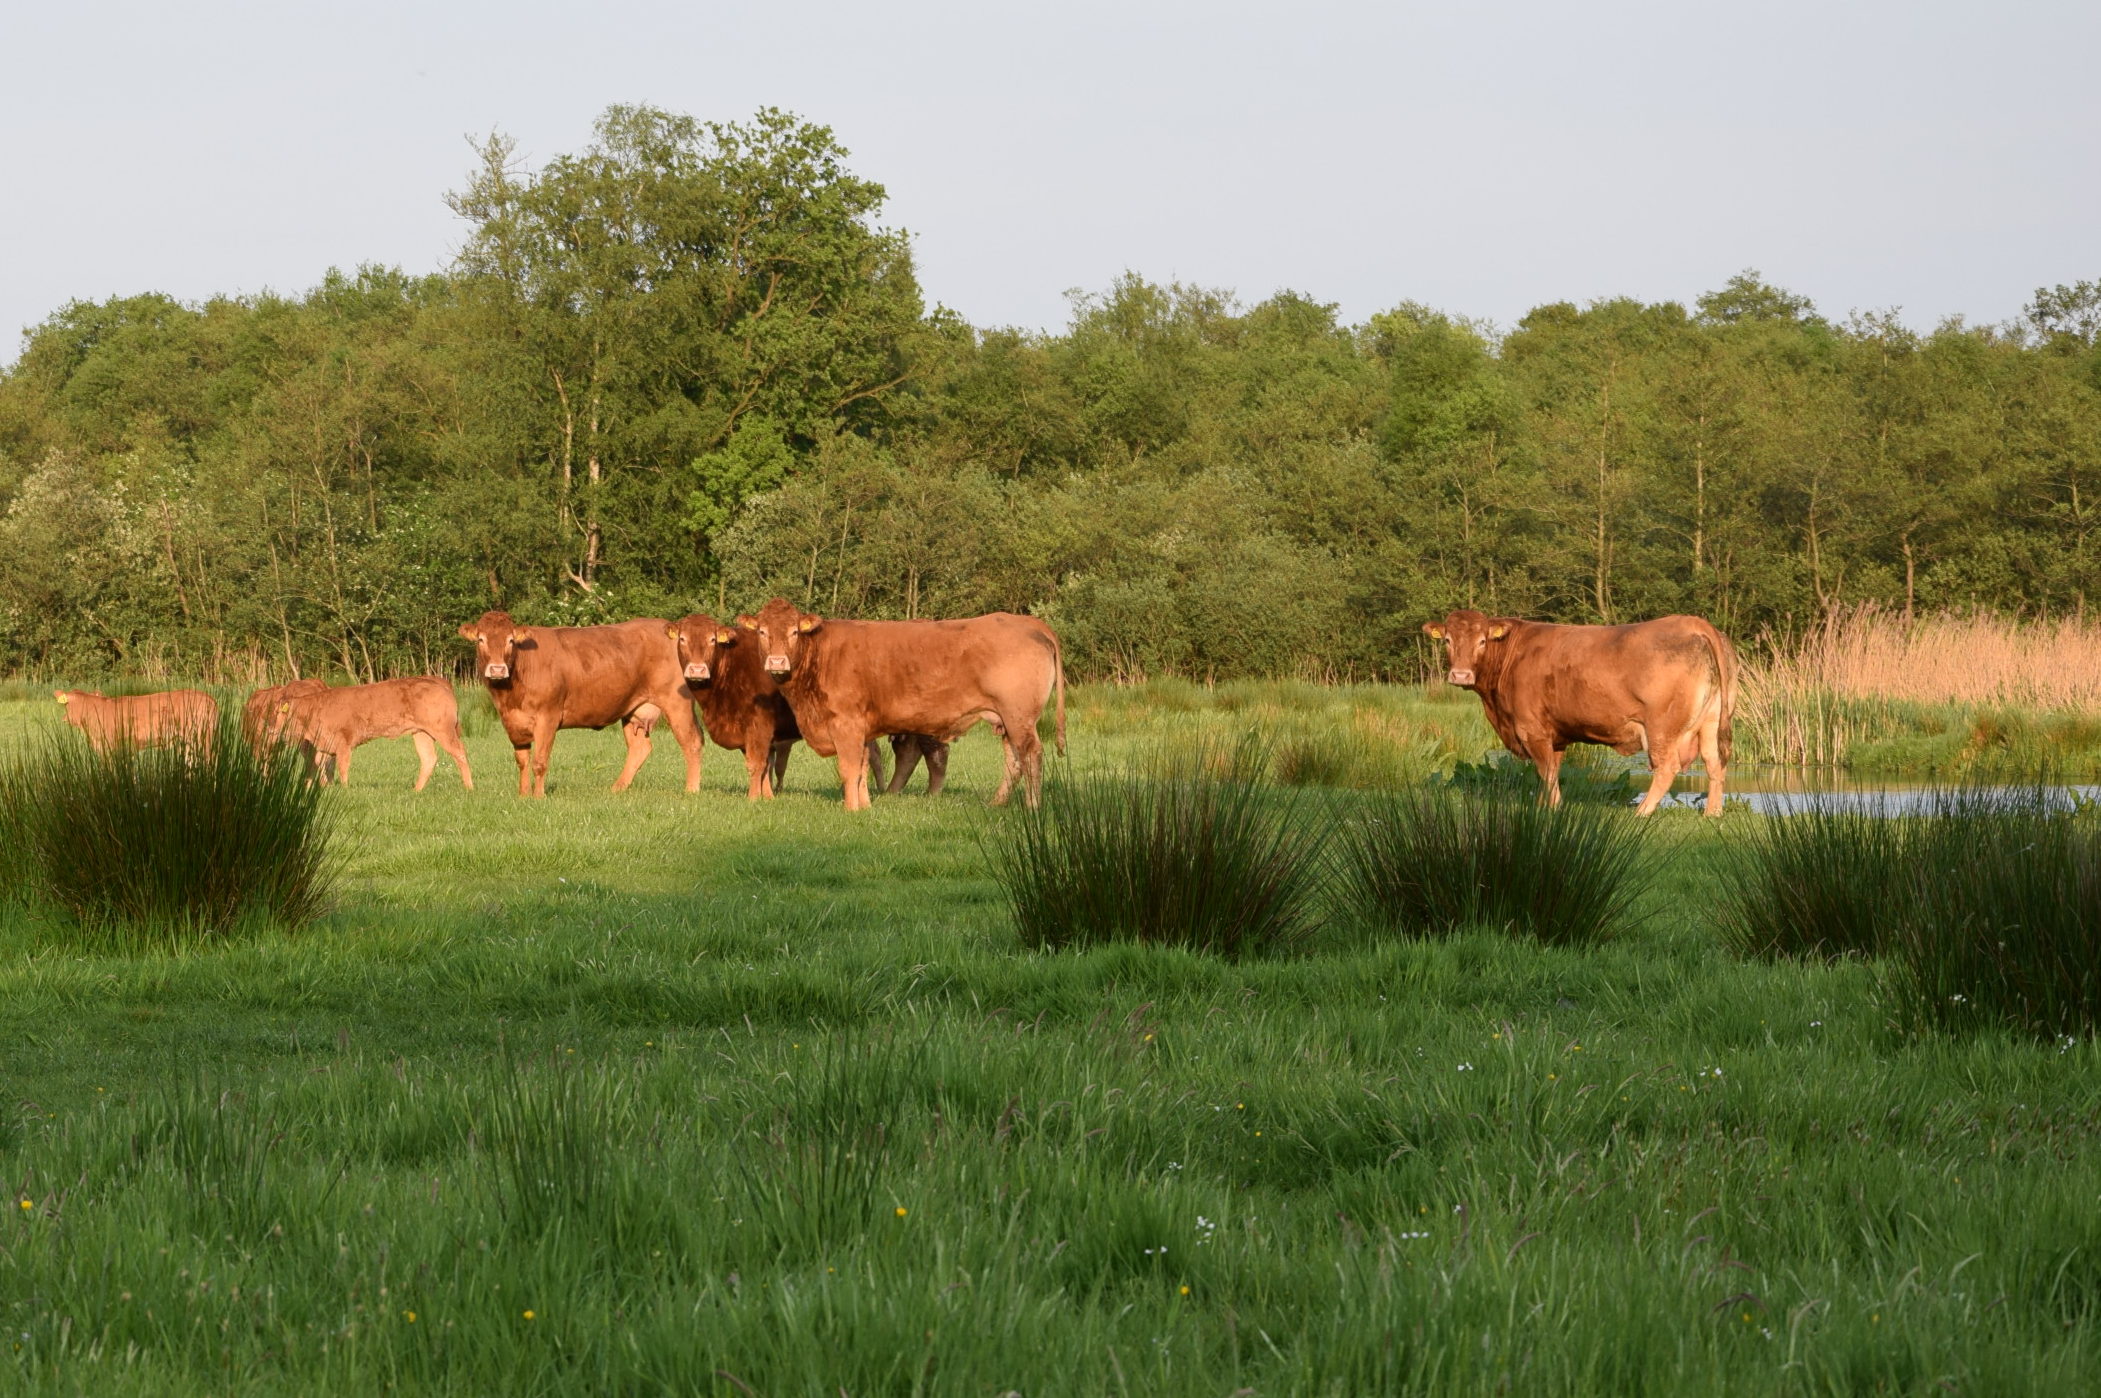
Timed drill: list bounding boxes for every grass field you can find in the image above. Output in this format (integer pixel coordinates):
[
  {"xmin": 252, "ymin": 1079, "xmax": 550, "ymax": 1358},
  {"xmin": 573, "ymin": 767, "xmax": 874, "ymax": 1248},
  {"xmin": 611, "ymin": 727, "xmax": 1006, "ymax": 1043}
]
[{"xmin": 2, "ymin": 687, "xmax": 2098, "ymax": 1395}]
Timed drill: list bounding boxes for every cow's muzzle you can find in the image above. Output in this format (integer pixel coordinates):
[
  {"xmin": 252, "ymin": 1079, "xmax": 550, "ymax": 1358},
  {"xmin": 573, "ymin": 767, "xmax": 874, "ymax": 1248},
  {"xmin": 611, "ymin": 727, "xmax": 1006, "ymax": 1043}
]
[
  {"xmin": 683, "ymin": 662, "xmax": 711, "ymax": 681},
  {"xmin": 1446, "ymin": 668, "xmax": 1476, "ymax": 688},
  {"xmin": 764, "ymin": 655, "xmax": 791, "ymax": 675},
  {"xmin": 484, "ymin": 663, "xmax": 510, "ymax": 681}
]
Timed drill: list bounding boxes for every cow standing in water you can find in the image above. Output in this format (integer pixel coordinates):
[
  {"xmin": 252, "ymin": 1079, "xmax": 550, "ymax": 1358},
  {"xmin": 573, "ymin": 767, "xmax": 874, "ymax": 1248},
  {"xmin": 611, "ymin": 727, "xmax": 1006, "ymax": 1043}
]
[
  {"xmin": 747, "ymin": 598, "xmax": 1064, "ymax": 811},
  {"xmin": 459, "ymin": 611, "xmax": 703, "ymax": 798},
  {"xmin": 1423, "ymin": 610, "xmax": 1736, "ymax": 817}
]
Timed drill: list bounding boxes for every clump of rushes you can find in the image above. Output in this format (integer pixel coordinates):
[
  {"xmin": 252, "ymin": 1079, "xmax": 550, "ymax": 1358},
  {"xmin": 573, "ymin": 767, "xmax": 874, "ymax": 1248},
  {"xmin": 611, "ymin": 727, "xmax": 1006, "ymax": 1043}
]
[
  {"xmin": 1889, "ymin": 788, "xmax": 2101, "ymax": 1039},
  {"xmin": 1331, "ymin": 788, "xmax": 1649, "ymax": 946},
  {"xmin": 0, "ymin": 709, "xmax": 336, "ymax": 944},
  {"xmin": 985, "ymin": 739, "xmax": 1327, "ymax": 956},
  {"xmin": 1715, "ymin": 803, "xmax": 1907, "ymax": 960}
]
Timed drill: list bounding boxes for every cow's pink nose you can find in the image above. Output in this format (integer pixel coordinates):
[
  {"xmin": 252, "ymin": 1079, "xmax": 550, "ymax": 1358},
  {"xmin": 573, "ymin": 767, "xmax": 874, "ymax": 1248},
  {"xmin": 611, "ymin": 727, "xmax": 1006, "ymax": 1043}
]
[
  {"xmin": 765, "ymin": 655, "xmax": 790, "ymax": 673},
  {"xmin": 1447, "ymin": 668, "xmax": 1475, "ymax": 687},
  {"xmin": 683, "ymin": 662, "xmax": 711, "ymax": 681},
  {"xmin": 484, "ymin": 663, "xmax": 510, "ymax": 680}
]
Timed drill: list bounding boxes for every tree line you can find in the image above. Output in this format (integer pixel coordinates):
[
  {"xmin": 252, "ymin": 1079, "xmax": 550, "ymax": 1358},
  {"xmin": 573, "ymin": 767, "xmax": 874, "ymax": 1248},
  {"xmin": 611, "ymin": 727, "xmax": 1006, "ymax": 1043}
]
[{"xmin": 2, "ymin": 104, "xmax": 2098, "ymax": 683}]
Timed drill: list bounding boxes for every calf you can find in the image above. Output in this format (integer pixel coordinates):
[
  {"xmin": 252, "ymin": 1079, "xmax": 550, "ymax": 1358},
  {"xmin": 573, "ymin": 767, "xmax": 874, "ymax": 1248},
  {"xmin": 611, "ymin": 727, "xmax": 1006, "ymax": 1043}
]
[
  {"xmin": 273, "ymin": 678, "xmax": 474, "ymax": 791},
  {"xmin": 54, "ymin": 688, "xmax": 218, "ymax": 752},
  {"xmin": 1424, "ymin": 609, "xmax": 1736, "ymax": 816},
  {"xmin": 458, "ymin": 611, "xmax": 702, "ymax": 798},
  {"xmin": 748, "ymin": 598, "xmax": 1064, "ymax": 811}
]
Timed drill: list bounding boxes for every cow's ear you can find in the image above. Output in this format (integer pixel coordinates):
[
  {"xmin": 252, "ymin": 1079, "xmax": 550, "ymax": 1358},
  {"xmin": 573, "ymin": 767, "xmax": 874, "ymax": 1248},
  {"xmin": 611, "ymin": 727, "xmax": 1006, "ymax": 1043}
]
[
  {"xmin": 1486, "ymin": 623, "xmax": 1511, "ymax": 640},
  {"xmin": 457, "ymin": 623, "xmax": 479, "ymax": 641},
  {"xmin": 735, "ymin": 614, "xmax": 757, "ymax": 630},
  {"xmin": 510, "ymin": 628, "xmax": 530, "ymax": 644},
  {"xmin": 1422, "ymin": 623, "xmax": 1446, "ymax": 640},
  {"xmin": 278, "ymin": 701, "xmax": 291, "ymax": 714},
  {"xmin": 798, "ymin": 614, "xmax": 824, "ymax": 634},
  {"xmin": 665, "ymin": 624, "xmax": 680, "ymax": 641},
  {"xmin": 53, "ymin": 691, "xmax": 68, "ymax": 705},
  {"xmin": 714, "ymin": 627, "xmax": 736, "ymax": 645}
]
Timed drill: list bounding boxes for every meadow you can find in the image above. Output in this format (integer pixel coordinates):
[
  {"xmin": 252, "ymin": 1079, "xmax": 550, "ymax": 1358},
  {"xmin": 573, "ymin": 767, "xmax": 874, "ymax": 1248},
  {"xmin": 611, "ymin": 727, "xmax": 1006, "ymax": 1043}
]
[{"xmin": 1, "ymin": 683, "xmax": 2098, "ymax": 1396}]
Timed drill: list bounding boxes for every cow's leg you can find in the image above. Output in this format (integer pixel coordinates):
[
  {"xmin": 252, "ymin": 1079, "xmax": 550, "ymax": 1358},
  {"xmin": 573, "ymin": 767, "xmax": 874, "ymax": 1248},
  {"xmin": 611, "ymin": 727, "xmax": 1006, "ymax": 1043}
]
[
  {"xmin": 1635, "ymin": 732, "xmax": 1685, "ymax": 818},
  {"xmin": 332, "ymin": 743, "xmax": 355, "ymax": 787},
  {"xmin": 923, "ymin": 741, "xmax": 949, "ymax": 796},
  {"xmin": 832, "ymin": 726, "xmax": 872, "ymax": 811},
  {"xmin": 1524, "ymin": 740, "xmax": 1565, "ymax": 808},
  {"xmin": 884, "ymin": 735, "xmax": 919, "ymax": 795},
  {"xmin": 411, "ymin": 732, "xmax": 438, "ymax": 791},
  {"xmin": 439, "ymin": 720, "xmax": 474, "ymax": 790},
  {"xmin": 613, "ymin": 716, "xmax": 653, "ymax": 792},
  {"xmin": 529, "ymin": 721, "xmax": 558, "ymax": 798},
  {"xmin": 768, "ymin": 741, "xmax": 792, "ymax": 796},
  {"xmin": 1699, "ymin": 701, "xmax": 1728, "ymax": 818},
  {"xmin": 512, "ymin": 741, "xmax": 533, "ymax": 798},
  {"xmin": 1010, "ymin": 720, "xmax": 1046, "ymax": 808},
  {"xmin": 744, "ymin": 742, "xmax": 772, "ymax": 800},
  {"xmin": 662, "ymin": 700, "xmax": 704, "ymax": 793},
  {"xmin": 864, "ymin": 740, "xmax": 890, "ymax": 798}
]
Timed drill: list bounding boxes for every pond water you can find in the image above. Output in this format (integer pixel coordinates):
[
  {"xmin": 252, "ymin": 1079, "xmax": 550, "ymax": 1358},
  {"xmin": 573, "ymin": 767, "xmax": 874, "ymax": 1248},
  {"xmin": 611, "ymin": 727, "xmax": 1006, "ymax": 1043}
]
[{"xmin": 1653, "ymin": 766, "xmax": 2100, "ymax": 816}]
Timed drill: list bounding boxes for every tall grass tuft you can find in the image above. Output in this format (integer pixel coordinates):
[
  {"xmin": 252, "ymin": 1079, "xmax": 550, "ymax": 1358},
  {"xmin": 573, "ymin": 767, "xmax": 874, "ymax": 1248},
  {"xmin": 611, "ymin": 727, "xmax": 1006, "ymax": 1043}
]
[
  {"xmin": 1715, "ymin": 805, "xmax": 1908, "ymax": 960},
  {"xmin": 0, "ymin": 710, "xmax": 335, "ymax": 943},
  {"xmin": 1331, "ymin": 789, "xmax": 1650, "ymax": 946},
  {"xmin": 1890, "ymin": 789, "xmax": 2101, "ymax": 1039},
  {"xmin": 1718, "ymin": 785, "xmax": 2101, "ymax": 1038},
  {"xmin": 984, "ymin": 740, "xmax": 1328, "ymax": 956}
]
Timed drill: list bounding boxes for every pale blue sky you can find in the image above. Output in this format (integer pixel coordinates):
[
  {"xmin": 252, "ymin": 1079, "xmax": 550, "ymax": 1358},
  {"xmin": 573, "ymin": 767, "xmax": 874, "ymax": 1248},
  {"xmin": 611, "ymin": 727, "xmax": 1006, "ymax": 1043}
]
[{"xmin": 2, "ymin": 0, "xmax": 2094, "ymax": 359}]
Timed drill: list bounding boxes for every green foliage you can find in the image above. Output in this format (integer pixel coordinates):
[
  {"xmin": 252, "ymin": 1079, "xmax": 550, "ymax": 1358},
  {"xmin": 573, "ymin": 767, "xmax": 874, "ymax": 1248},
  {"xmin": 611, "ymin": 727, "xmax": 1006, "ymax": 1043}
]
[
  {"xmin": 984, "ymin": 742, "xmax": 1328, "ymax": 956},
  {"xmin": 1332, "ymin": 789, "xmax": 1651, "ymax": 946},
  {"xmin": 0, "ymin": 711, "xmax": 336, "ymax": 943},
  {"xmin": 1434, "ymin": 749, "xmax": 1642, "ymax": 805},
  {"xmin": 0, "ymin": 101, "xmax": 2098, "ymax": 686}
]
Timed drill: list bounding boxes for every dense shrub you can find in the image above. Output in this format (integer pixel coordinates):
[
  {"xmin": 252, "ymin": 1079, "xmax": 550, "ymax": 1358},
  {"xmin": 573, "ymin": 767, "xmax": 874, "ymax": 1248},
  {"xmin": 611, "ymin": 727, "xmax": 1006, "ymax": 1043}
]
[
  {"xmin": 1433, "ymin": 750, "xmax": 1643, "ymax": 806},
  {"xmin": 1331, "ymin": 789, "xmax": 1650, "ymax": 946},
  {"xmin": 984, "ymin": 743, "xmax": 1327, "ymax": 956},
  {"xmin": 0, "ymin": 711, "xmax": 336, "ymax": 944}
]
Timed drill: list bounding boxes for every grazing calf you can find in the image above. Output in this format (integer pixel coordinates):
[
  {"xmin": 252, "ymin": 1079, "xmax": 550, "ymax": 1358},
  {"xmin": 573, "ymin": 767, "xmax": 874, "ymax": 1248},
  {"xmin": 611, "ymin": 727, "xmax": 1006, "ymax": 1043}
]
[
  {"xmin": 458, "ymin": 611, "xmax": 702, "ymax": 798},
  {"xmin": 55, "ymin": 688, "xmax": 218, "ymax": 752},
  {"xmin": 748, "ymin": 598, "xmax": 1064, "ymax": 811},
  {"xmin": 272, "ymin": 678, "xmax": 474, "ymax": 791},
  {"xmin": 1423, "ymin": 609, "xmax": 1736, "ymax": 816}
]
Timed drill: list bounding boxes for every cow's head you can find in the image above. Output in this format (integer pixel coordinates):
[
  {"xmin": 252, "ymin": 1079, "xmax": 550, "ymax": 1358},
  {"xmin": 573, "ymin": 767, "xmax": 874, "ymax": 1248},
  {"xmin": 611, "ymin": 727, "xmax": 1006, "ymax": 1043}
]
[
  {"xmin": 459, "ymin": 610, "xmax": 531, "ymax": 683},
  {"xmin": 665, "ymin": 614, "xmax": 737, "ymax": 685},
  {"xmin": 1423, "ymin": 610, "xmax": 1514, "ymax": 689},
  {"xmin": 749, "ymin": 597, "xmax": 822, "ymax": 678}
]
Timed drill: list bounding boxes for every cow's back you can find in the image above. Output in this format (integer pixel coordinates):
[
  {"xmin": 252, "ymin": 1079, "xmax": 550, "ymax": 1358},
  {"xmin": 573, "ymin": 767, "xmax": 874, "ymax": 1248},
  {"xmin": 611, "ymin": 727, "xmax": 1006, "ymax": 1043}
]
[{"xmin": 494, "ymin": 620, "xmax": 683, "ymax": 728}]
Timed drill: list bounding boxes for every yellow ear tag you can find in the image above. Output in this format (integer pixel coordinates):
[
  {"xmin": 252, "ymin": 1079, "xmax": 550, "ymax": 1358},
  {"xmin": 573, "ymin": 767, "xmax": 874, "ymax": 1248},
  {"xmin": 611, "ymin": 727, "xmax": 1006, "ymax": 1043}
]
[
  {"xmin": 1488, "ymin": 624, "xmax": 1509, "ymax": 640},
  {"xmin": 715, "ymin": 629, "xmax": 734, "ymax": 644}
]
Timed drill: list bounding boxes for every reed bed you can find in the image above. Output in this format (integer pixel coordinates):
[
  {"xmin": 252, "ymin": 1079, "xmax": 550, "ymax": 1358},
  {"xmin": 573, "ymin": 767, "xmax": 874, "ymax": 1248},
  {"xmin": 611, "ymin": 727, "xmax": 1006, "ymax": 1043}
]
[{"xmin": 1740, "ymin": 606, "xmax": 2101, "ymax": 768}]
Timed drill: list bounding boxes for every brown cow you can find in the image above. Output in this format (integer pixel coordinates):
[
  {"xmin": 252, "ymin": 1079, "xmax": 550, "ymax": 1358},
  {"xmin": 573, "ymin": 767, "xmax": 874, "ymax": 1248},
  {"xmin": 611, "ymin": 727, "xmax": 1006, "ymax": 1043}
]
[
  {"xmin": 1423, "ymin": 609, "xmax": 1736, "ymax": 817},
  {"xmin": 748, "ymin": 598, "xmax": 1064, "ymax": 811},
  {"xmin": 669, "ymin": 613, "xmax": 952, "ymax": 800},
  {"xmin": 243, "ymin": 677, "xmax": 328, "ymax": 747},
  {"xmin": 271, "ymin": 678, "xmax": 475, "ymax": 791},
  {"xmin": 54, "ymin": 688, "xmax": 218, "ymax": 752},
  {"xmin": 458, "ymin": 611, "xmax": 702, "ymax": 798},
  {"xmin": 666, "ymin": 613, "xmax": 799, "ymax": 799}
]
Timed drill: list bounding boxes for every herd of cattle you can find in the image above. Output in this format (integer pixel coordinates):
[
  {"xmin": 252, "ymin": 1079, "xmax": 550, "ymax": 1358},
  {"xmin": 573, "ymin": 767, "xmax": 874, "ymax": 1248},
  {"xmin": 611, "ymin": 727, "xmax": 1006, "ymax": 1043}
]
[
  {"xmin": 45, "ymin": 604, "xmax": 1738, "ymax": 817},
  {"xmin": 52, "ymin": 600, "xmax": 1067, "ymax": 811}
]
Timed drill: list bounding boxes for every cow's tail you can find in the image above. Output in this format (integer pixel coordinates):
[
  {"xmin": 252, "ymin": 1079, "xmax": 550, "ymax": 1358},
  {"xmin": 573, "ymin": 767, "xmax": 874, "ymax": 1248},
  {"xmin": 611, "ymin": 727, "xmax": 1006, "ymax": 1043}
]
[
  {"xmin": 1052, "ymin": 634, "xmax": 1068, "ymax": 757},
  {"xmin": 1703, "ymin": 621, "xmax": 1737, "ymax": 769}
]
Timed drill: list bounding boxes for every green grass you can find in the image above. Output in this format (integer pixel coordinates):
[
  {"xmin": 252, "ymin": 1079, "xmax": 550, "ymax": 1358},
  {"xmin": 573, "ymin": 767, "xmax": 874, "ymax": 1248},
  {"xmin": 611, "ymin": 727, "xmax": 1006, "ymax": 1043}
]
[{"xmin": 0, "ymin": 687, "xmax": 2096, "ymax": 1394}]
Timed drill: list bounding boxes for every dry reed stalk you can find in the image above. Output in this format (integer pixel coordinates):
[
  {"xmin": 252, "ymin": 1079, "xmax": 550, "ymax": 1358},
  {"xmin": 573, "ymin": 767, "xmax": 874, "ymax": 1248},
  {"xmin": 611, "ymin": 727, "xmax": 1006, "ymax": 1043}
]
[{"xmin": 1755, "ymin": 605, "xmax": 2101, "ymax": 709}]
